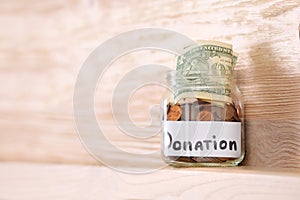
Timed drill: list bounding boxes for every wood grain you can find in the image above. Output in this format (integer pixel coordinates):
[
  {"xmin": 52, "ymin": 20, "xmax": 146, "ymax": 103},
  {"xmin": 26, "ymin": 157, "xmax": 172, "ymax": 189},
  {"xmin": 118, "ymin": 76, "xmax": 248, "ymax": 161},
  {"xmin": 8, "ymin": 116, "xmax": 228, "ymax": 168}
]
[
  {"xmin": 0, "ymin": 163, "xmax": 300, "ymax": 200},
  {"xmin": 0, "ymin": 0, "xmax": 300, "ymax": 169}
]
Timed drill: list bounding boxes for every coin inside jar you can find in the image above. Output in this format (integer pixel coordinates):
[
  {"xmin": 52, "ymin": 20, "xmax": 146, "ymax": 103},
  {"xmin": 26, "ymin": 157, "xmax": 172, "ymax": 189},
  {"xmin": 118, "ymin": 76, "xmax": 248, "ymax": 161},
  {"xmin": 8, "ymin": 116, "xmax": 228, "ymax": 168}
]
[
  {"xmin": 197, "ymin": 110, "xmax": 214, "ymax": 121},
  {"xmin": 225, "ymin": 104, "xmax": 233, "ymax": 120},
  {"xmin": 225, "ymin": 103, "xmax": 240, "ymax": 121},
  {"xmin": 211, "ymin": 106, "xmax": 226, "ymax": 121},
  {"xmin": 167, "ymin": 104, "xmax": 181, "ymax": 121}
]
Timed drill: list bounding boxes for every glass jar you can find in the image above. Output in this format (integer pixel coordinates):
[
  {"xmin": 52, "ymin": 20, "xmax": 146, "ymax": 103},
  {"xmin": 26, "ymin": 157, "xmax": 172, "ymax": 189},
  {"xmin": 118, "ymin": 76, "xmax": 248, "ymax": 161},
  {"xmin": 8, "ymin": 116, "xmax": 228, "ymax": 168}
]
[{"xmin": 161, "ymin": 42, "xmax": 245, "ymax": 167}]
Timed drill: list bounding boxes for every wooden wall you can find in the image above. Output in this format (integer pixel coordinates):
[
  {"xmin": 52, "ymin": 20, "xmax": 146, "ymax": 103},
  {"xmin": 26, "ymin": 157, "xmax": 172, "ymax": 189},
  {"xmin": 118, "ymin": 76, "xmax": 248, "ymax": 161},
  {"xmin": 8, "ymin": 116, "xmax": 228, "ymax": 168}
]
[{"xmin": 1, "ymin": 0, "xmax": 300, "ymax": 169}]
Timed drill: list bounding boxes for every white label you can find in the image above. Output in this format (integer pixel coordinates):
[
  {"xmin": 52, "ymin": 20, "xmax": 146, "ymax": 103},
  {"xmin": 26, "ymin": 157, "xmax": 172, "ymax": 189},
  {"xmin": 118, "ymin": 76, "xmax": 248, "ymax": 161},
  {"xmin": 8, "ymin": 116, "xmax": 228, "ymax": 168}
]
[{"xmin": 163, "ymin": 121, "xmax": 241, "ymax": 158}]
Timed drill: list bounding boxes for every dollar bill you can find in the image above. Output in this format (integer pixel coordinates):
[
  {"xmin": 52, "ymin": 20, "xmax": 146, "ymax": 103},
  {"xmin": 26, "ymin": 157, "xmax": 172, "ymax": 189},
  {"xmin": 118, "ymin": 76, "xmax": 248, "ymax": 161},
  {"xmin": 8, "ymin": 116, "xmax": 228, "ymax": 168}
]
[
  {"xmin": 176, "ymin": 40, "xmax": 237, "ymax": 76},
  {"xmin": 174, "ymin": 41, "xmax": 238, "ymax": 103}
]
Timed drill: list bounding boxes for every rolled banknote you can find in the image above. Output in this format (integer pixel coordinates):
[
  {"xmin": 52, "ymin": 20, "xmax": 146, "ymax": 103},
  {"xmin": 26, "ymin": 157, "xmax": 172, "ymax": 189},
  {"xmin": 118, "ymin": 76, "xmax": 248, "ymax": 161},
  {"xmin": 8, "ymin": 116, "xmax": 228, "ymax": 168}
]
[{"xmin": 173, "ymin": 41, "xmax": 238, "ymax": 103}]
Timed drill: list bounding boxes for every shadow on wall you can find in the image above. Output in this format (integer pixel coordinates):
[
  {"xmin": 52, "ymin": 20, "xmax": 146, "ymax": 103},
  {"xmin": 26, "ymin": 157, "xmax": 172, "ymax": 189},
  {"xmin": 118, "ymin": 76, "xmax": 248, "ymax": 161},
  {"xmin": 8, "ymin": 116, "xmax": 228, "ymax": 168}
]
[
  {"xmin": 239, "ymin": 40, "xmax": 300, "ymax": 121},
  {"xmin": 241, "ymin": 40, "xmax": 300, "ymax": 169}
]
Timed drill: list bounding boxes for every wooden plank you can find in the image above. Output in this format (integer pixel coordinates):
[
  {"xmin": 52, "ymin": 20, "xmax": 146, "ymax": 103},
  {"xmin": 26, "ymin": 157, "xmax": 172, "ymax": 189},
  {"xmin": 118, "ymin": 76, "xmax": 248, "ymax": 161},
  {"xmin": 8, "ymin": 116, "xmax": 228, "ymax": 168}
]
[
  {"xmin": 0, "ymin": 163, "xmax": 300, "ymax": 200},
  {"xmin": 0, "ymin": 0, "xmax": 300, "ymax": 168}
]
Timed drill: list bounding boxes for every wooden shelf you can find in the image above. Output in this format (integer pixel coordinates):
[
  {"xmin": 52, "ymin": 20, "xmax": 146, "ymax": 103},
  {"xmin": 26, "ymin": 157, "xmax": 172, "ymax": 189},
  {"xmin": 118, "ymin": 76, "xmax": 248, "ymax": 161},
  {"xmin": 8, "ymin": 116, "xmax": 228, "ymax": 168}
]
[{"xmin": 1, "ymin": 162, "xmax": 300, "ymax": 200}]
